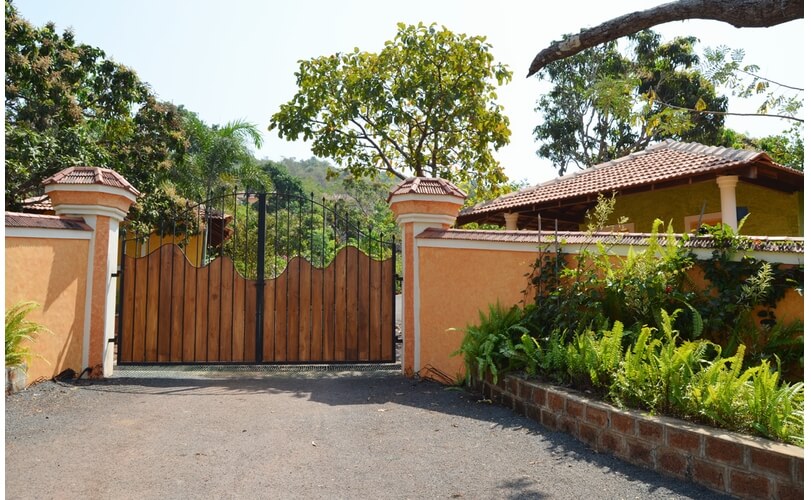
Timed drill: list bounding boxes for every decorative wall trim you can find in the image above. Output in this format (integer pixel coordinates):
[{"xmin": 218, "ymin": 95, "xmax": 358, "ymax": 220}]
[{"xmin": 5, "ymin": 227, "xmax": 93, "ymax": 240}]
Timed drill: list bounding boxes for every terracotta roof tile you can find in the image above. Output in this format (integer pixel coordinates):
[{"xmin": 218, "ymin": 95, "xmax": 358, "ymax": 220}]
[
  {"xmin": 42, "ymin": 166, "xmax": 140, "ymax": 196},
  {"xmin": 417, "ymin": 227, "xmax": 803, "ymax": 254},
  {"xmin": 5, "ymin": 212, "xmax": 92, "ymax": 231},
  {"xmin": 460, "ymin": 140, "xmax": 801, "ymax": 218},
  {"xmin": 388, "ymin": 177, "xmax": 467, "ymax": 202},
  {"xmin": 21, "ymin": 194, "xmax": 54, "ymax": 213}
]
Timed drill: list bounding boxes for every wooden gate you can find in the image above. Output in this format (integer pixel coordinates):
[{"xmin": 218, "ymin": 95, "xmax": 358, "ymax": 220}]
[{"xmin": 116, "ymin": 191, "xmax": 397, "ymax": 364}]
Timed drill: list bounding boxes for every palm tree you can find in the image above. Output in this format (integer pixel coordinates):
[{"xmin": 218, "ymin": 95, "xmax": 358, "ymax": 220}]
[{"xmin": 173, "ymin": 109, "xmax": 269, "ymax": 200}]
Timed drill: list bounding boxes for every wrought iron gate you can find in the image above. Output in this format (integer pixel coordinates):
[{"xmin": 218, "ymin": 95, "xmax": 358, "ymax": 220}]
[{"xmin": 116, "ymin": 190, "xmax": 397, "ymax": 365}]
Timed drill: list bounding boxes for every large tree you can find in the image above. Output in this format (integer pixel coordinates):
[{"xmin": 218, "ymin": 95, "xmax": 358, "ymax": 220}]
[
  {"xmin": 269, "ymin": 22, "xmax": 512, "ymax": 198},
  {"xmin": 534, "ymin": 30, "xmax": 727, "ymax": 174},
  {"xmin": 527, "ymin": 0, "xmax": 804, "ymax": 76},
  {"xmin": 4, "ymin": 0, "xmax": 187, "ymax": 211}
]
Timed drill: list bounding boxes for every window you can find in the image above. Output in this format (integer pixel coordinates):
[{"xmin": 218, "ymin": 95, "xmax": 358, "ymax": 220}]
[{"xmin": 685, "ymin": 212, "xmax": 722, "ymax": 232}]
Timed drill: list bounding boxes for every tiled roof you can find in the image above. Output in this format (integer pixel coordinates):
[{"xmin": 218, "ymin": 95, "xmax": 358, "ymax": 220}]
[
  {"xmin": 388, "ymin": 177, "xmax": 467, "ymax": 202},
  {"xmin": 42, "ymin": 166, "xmax": 141, "ymax": 196},
  {"xmin": 5, "ymin": 212, "xmax": 92, "ymax": 231},
  {"xmin": 460, "ymin": 140, "xmax": 802, "ymax": 218},
  {"xmin": 417, "ymin": 228, "xmax": 804, "ymax": 254},
  {"xmin": 22, "ymin": 194, "xmax": 54, "ymax": 213}
]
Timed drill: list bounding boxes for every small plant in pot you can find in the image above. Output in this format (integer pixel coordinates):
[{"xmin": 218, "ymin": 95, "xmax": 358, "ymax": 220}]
[{"xmin": 5, "ymin": 301, "xmax": 49, "ymax": 394}]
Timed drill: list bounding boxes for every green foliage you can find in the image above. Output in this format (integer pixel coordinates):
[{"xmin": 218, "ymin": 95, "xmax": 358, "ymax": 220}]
[
  {"xmin": 720, "ymin": 127, "xmax": 804, "ymax": 171},
  {"xmin": 172, "ymin": 109, "xmax": 266, "ymax": 200},
  {"xmin": 461, "ymin": 199, "xmax": 804, "ymax": 444},
  {"xmin": 535, "ymin": 29, "xmax": 727, "ymax": 175},
  {"xmin": 528, "ymin": 204, "xmax": 698, "ymax": 342},
  {"xmin": 269, "ymin": 22, "xmax": 512, "ymax": 199},
  {"xmin": 5, "ymin": 301, "xmax": 49, "ymax": 369},
  {"xmin": 686, "ymin": 345, "xmax": 752, "ymax": 430},
  {"xmin": 746, "ymin": 360, "xmax": 804, "ymax": 444},
  {"xmin": 5, "ymin": 1, "xmax": 188, "ymax": 215},
  {"xmin": 702, "ymin": 45, "xmax": 803, "ymax": 121},
  {"xmin": 461, "ymin": 304, "xmax": 804, "ymax": 445},
  {"xmin": 612, "ymin": 311, "xmax": 712, "ymax": 415},
  {"xmin": 694, "ymin": 221, "xmax": 803, "ymax": 377},
  {"xmin": 453, "ymin": 302, "xmax": 531, "ymax": 385},
  {"xmin": 564, "ymin": 321, "xmax": 625, "ymax": 391}
]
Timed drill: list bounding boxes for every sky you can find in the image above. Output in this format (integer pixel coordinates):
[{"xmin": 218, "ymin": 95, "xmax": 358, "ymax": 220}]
[{"xmin": 12, "ymin": 0, "xmax": 806, "ymax": 187}]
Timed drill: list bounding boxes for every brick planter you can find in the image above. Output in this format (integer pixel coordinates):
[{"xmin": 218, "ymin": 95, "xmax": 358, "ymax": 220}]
[{"xmin": 473, "ymin": 374, "xmax": 803, "ymax": 499}]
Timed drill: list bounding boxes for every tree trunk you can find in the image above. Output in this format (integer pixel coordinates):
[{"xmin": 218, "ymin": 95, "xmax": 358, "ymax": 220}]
[{"xmin": 527, "ymin": 0, "xmax": 804, "ymax": 77}]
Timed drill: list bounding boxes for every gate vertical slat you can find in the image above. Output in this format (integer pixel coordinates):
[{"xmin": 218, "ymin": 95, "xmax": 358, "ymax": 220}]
[
  {"xmin": 116, "ymin": 233, "xmax": 126, "ymax": 365},
  {"xmin": 182, "ymin": 248, "xmax": 194, "ymax": 362},
  {"xmin": 255, "ymin": 193, "xmax": 267, "ymax": 364},
  {"xmin": 231, "ymin": 189, "xmax": 238, "ymax": 361},
  {"xmin": 158, "ymin": 245, "xmax": 173, "ymax": 361},
  {"xmin": 217, "ymin": 192, "xmax": 225, "ymax": 361}
]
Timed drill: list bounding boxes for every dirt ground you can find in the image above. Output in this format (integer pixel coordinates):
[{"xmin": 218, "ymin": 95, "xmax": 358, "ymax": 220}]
[{"xmin": 5, "ymin": 369, "xmax": 729, "ymax": 499}]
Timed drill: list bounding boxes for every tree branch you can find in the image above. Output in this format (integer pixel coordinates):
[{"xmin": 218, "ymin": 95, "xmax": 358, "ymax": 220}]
[
  {"xmin": 349, "ymin": 117, "xmax": 407, "ymax": 179},
  {"xmin": 654, "ymin": 99, "xmax": 804, "ymax": 122},
  {"xmin": 734, "ymin": 68, "xmax": 804, "ymax": 92},
  {"xmin": 527, "ymin": 0, "xmax": 804, "ymax": 76}
]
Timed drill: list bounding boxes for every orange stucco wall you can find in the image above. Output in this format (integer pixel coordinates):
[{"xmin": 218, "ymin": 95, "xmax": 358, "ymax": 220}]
[
  {"xmin": 6, "ymin": 235, "xmax": 89, "ymax": 383},
  {"xmin": 417, "ymin": 246, "xmax": 538, "ymax": 381}
]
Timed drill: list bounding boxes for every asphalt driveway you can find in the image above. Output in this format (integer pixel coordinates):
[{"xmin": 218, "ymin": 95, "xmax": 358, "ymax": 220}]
[{"xmin": 5, "ymin": 369, "xmax": 729, "ymax": 499}]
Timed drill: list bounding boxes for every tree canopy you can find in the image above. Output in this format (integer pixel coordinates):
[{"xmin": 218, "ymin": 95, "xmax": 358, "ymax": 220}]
[
  {"xmin": 534, "ymin": 30, "xmax": 727, "ymax": 175},
  {"xmin": 4, "ymin": 0, "xmax": 187, "ymax": 212},
  {"xmin": 269, "ymin": 22, "xmax": 513, "ymax": 199}
]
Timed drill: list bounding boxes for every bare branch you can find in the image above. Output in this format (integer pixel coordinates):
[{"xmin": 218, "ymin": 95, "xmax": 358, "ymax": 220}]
[
  {"xmin": 527, "ymin": 0, "xmax": 804, "ymax": 77},
  {"xmin": 654, "ymin": 99, "xmax": 804, "ymax": 123},
  {"xmin": 734, "ymin": 68, "xmax": 804, "ymax": 92}
]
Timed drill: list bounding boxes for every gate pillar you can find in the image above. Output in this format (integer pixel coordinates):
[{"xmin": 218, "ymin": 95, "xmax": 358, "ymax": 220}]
[
  {"xmin": 387, "ymin": 178, "xmax": 466, "ymax": 377},
  {"xmin": 44, "ymin": 167, "xmax": 139, "ymax": 377}
]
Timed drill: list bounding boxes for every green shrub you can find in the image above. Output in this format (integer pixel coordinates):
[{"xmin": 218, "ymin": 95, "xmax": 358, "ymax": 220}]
[
  {"xmin": 453, "ymin": 302, "xmax": 530, "ymax": 385},
  {"xmin": 747, "ymin": 360, "xmax": 803, "ymax": 444},
  {"xmin": 5, "ymin": 301, "xmax": 48, "ymax": 369},
  {"xmin": 612, "ymin": 310, "xmax": 712, "ymax": 415},
  {"xmin": 563, "ymin": 321, "xmax": 624, "ymax": 392},
  {"xmin": 686, "ymin": 345, "xmax": 753, "ymax": 431}
]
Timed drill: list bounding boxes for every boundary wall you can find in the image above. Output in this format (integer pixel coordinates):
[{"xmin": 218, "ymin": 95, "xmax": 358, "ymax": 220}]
[
  {"xmin": 5, "ymin": 215, "xmax": 93, "ymax": 383},
  {"xmin": 388, "ymin": 176, "xmax": 803, "ymax": 498},
  {"xmin": 5, "ymin": 167, "xmax": 137, "ymax": 387},
  {"xmin": 408, "ymin": 227, "xmax": 803, "ymax": 381}
]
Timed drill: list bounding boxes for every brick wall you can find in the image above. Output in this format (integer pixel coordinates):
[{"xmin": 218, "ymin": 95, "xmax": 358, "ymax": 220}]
[{"xmin": 474, "ymin": 374, "xmax": 803, "ymax": 499}]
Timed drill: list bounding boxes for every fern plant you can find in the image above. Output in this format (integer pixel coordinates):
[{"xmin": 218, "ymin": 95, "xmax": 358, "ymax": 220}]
[
  {"xmin": 453, "ymin": 302, "xmax": 529, "ymax": 384},
  {"xmin": 612, "ymin": 310, "xmax": 710, "ymax": 415},
  {"xmin": 686, "ymin": 345, "xmax": 754, "ymax": 431},
  {"xmin": 5, "ymin": 301, "xmax": 48, "ymax": 369},
  {"xmin": 746, "ymin": 360, "xmax": 804, "ymax": 444}
]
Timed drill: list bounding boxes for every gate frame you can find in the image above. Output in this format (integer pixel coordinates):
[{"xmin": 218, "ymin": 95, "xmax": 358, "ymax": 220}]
[{"xmin": 116, "ymin": 189, "xmax": 398, "ymax": 366}]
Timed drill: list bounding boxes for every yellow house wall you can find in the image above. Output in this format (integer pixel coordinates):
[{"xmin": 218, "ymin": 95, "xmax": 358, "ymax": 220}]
[
  {"xmin": 124, "ymin": 231, "xmax": 204, "ymax": 266},
  {"xmin": 605, "ymin": 181, "xmax": 801, "ymax": 236},
  {"xmin": 417, "ymin": 246, "xmax": 537, "ymax": 381},
  {"xmin": 5, "ymin": 236, "xmax": 89, "ymax": 383}
]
